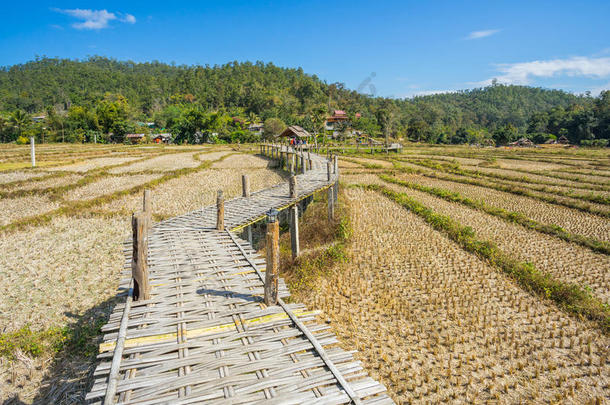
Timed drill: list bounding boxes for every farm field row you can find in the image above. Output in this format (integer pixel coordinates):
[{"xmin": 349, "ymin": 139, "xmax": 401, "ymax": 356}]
[
  {"xmin": 344, "ymin": 154, "xmax": 610, "ymax": 242},
  {"xmin": 344, "ymin": 172, "xmax": 610, "ymax": 303},
  {"xmin": 294, "ymin": 186, "xmax": 608, "ymax": 403}
]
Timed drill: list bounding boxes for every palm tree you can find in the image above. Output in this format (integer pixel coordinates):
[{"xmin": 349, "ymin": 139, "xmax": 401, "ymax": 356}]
[{"xmin": 10, "ymin": 110, "xmax": 30, "ymax": 138}]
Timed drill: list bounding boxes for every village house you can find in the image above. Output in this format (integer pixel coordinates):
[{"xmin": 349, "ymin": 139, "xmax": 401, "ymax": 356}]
[
  {"xmin": 126, "ymin": 133, "xmax": 146, "ymax": 144},
  {"xmin": 152, "ymin": 133, "xmax": 172, "ymax": 144}
]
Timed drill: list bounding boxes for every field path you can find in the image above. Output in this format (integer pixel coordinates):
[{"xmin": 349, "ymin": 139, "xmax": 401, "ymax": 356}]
[{"xmin": 87, "ymin": 146, "xmax": 392, "ymax": 404}]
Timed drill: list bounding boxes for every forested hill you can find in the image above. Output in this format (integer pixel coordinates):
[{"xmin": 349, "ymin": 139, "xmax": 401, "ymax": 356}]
[{"xmin": 1, "ymin": 57, "xmax": 605, "ymax": 145}]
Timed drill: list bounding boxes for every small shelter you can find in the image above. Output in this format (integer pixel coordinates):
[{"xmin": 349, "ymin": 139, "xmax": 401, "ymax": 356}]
[
  {"xmin": 279, "ymin": 125, "xmax": 311, "ymax": 140},
  {"xmin": 248, "ymin": 123, "xmax": 264, "ymax": 135},
  {"xmin": 153, "ymin": 133, "xmax": 172, "ymax": 144},
  {"xmin": 509, "ymin": 137, "xmax": 535, "ymax": 147},
  {"xmin": 558, "ymin": 135, "xmax": 570, "ymax": 144},
  {"xmin": 126, "ymin": 133, "xmax": 146, "ymax": 144}
]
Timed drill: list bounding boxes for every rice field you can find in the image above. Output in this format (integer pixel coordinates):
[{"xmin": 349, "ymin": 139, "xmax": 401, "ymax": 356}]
[
  {"xmin": 298, "ymin": 188, "xmax": 608, "ymax": 403},
  {"xmin": 0, "ymin": 143, "xmax": 608, "ymax": 404},
  {"xmin": 0, "ymin": 143, "xmax": 284, "ymax": 403}
]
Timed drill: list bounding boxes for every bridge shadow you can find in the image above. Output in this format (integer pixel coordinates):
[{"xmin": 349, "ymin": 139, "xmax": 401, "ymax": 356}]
[
  {"xmin": 3, "ymin": 296, "xmax": 120, "ymax": 405},
  {"xmin": 196, "ymin": 288, "xmax": 263, "ymax": 303}
]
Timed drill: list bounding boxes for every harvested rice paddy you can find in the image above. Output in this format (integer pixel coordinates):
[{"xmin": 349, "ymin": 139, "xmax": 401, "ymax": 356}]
[{"xmin": 0, "ymin": 143, "xmax": 608, "ymax": 404}]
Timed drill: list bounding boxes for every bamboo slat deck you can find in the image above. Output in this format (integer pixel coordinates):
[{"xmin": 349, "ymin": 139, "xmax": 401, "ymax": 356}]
[{"xmin": 87, "ymin": 146, "xmax": 393, "ymax": 404}]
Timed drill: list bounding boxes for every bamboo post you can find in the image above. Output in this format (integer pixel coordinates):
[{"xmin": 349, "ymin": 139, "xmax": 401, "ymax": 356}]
[
  {"xmin": 142, "ymin": 189, "xmax": 151, "ymax": 215},
  {"xmin": 242, "ymin": 175, "xmax": 250, "ymax": 198},
  {"xmin": 265, "ymin": 209, "xmax": 280, "ymax": 306},
  {"xmin": 333, "ymin": 180, "xmax": 338, "ymax": 203},
  {"xmin": 333, "ymin": 155, "xmax": 338, "ymax": 174},
  {"xmin": 301, "ymin": 154, "xmax": 306, "ymax": 174},
  {"xmin": 132, "ymin": 212, "xmax": 150, "ymax": 301},
  {"xmin": 290, "ymin": 153, "xmax": 295, "ymax": 174},
  {"xmin": 242, "ymin": 175, "xmax": 252, "ymax": 243},
  {"xmin": 327, "ymin": 187, "xmax": 334, "ymax": 220},
  {"xmin": 289, "ymin": 175, "xmax": 297, "ymax": 199},
  {"xmin": 290, "ymin": 204, "xmax": 299, "ymax": 259},
  {"xmin": 327, "ymin": 161, "xmax": 332, "ymax": 182},
  {"xmin": 216, "ymin": 190, "xmax": 224, "ymax": 231},
  {"xmin": 30, "ymin": 137, "xmax": 36, "ymax": 167}
]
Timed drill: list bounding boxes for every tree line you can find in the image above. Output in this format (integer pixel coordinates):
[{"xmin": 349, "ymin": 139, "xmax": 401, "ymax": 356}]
[{"xmin": 0, "ymin": 56, "xmax": 607, "ymax": 146}]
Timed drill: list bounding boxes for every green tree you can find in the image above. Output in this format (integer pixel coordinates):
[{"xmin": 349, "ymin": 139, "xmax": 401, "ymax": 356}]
[
  {"xmin": 263, "ymin": 117, "xmax": 285, "ymax": 140},
  {"xmin": 9, "ymin": 110, "xmax": 31, "ymax": 140},
  {"xmin": 492, "ymin": 124, "xmax": 518, "ymax": 146},
  {"xmin": 96, "ymin": 94, "xmax": 130, "ymax": 142}
]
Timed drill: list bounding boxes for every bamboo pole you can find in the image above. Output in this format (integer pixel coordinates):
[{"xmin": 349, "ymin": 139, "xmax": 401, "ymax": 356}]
[
  {"xmin": 131, "ymin": 212, "xmax": 150, "ymax": 301},
  {"xmin": 264, "ymin": 210, "xmax": 280, "ymax": 306},
  {"xmin": 242, "ymin": 175, "xmax": 250, "ymax": 197},
  {"xmin": 242, "ymin": 175, "xmax": 252, "ymax": 244},
  {"xmin": 30, "ymin": 137, "xmax": 35, "ymax": 167},
  {"xmin": 290, "ymin": 204, "xmax": 299, "ymax": 259},
  {"xmin": 216, "ymin": 190, "xmax": 224, "ymax": 231},
  {"xmin": 327, "ymin": 187, "xmax": 334, "ymax": 220},
  {"xmin": 289, "ymin": 175, "xmax": 297, "ymax": 199},
  {"xmin": 142, "ymin": 189, "xmax": 151, "ymax": 215}
]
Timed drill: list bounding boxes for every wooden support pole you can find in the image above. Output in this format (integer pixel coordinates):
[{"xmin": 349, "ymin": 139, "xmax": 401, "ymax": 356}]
[
  {"xmin": 242, "ymin": 174, "xmax": 250, "ymax": 197},
  {"xmin": 216, "ymin": 190, "xmax": 224, "ymax": 231},
  {"xmin": 265, "ymin": 210, "xmax": 280, "ymax": 306},
  {"xmin": 300, "ymin": 154, "xmax": 306, "ymax": 174},
  {"xmin": 290, "ymin": 204, "xmax": 299, "ymax": 259},
  {"xmin": 142, "ymin": 189, "xmax": 151, "ymax": 215},
  {"xmin": 333, "ymin": 155, "xmax": 338, "ymax": 174},
  {"xmin": 333, "ymin": 180, "xmax": 338, "ymax": 203},
  {"xmin": 327, "ymin": 187, "xmax": 334, "ymax": 220},
  {"xmin": 327, "ymin": 161, "xmax": 332, "ymax": 181},
  {"xmin": 290, "ymin": 153, "xmax": 295, "ymax": 174},
  {"xmin": 308, "ymin": 159, "xmax": 312, "ymax": 171},
  {"xmin": 30, "ymin": 137, "xmax": 36, "ymax": 167},
  {"xmin": 289, "ymin": 175, "xmax": 297, "ymax": 199},
  {"xmin": 131, "ymin": 212, "xmax": 150, "ymax": 301}
]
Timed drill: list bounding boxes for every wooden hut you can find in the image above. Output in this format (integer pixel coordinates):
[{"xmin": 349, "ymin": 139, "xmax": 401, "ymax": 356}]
[
  {"xmin": 279, "ymin": 125, "xmax": 311, "ymax": 140},
  {"xmin": 126, "ymin": 133, "xmax": 146, "ymax": 144},
  {"xmin": 509, "ymin": 137, "xmax": 535, "ymax": 147}
]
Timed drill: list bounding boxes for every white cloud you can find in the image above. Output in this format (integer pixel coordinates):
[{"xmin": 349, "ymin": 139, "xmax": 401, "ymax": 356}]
[
  {"xmin": 120, "ymin": 13, "xmax": 137, "ymax": 24},
  {"xmin": 466, "ymin": 29, "xmax": 500, "ymax": 40},
  {"xmin": 54, "ymin": 8, "xmax": 135, "ymax": 30},
  {"xmin": 480, "ymin": 56, "xmax": 610, "ymax": 85}
]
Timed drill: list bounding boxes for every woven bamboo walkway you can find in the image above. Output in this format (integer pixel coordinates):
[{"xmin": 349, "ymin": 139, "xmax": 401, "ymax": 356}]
[{"xmin": 86, "ymin": 146, "xmax": 393, "ymax": 404}]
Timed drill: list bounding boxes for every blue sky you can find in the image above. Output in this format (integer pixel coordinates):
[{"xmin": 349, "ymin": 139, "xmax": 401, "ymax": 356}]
[{"xmin": 1, "ymin": 0, "xmax": 609, "ymax": 98}]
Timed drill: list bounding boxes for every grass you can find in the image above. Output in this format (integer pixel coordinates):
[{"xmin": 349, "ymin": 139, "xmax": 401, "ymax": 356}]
[
  {"xmin": 0, "ymin": 160, "xmax": 73, "ymax": 171},
  {"xmin": 266, "ymin": 189, "xmax": 352, "ymax": 296},
  {"xmin": 378, "ymin": 173, "xmax": 610, "ymax": 255},
  {"xmin": 0, "ymin": 317, "xmax": 104, "ymax": 361},
  {"xmin": 353, "ymin": 182, "xmax": 610, "ymax": 334}
]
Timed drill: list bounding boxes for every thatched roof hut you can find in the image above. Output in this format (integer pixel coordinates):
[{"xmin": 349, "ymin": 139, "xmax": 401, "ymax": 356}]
[
  {"xmin": 509, "ymin": 137, "xmax": 535, "ymax": 147},
  {"xmin": 279, "ymin": 125, "xmax": 311, "ymax": 139}
]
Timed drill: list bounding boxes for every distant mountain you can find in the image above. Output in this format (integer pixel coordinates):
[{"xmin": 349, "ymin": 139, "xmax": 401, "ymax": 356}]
[{"xmin": 0, "ymin": 57, "xmax": 590, "ymax": 139}]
